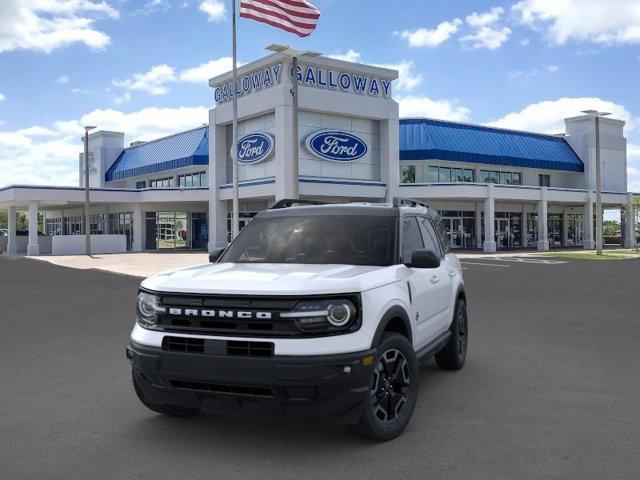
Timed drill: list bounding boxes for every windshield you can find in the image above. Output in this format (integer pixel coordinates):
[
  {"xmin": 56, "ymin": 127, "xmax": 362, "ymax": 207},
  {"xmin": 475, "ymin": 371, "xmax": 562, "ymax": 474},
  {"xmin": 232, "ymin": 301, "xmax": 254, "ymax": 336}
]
[{"xmin": 220, "ymin": 214, "xmax": 396, "ymax": 266}]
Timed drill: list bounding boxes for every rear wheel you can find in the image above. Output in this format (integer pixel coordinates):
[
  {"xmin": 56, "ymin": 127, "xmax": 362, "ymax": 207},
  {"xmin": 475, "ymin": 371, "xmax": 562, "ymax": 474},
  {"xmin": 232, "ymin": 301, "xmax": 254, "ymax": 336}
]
[
  {"xmin": 435, "ymin": 298, "xmax": 468, "ymax": 370},
  {"xmin": 352, "ymin": 333, "xmax": 419, "ymax": 441},
  {"xmin": 132, "ymin": 371, "xmax": 201, "ymax": 417}
]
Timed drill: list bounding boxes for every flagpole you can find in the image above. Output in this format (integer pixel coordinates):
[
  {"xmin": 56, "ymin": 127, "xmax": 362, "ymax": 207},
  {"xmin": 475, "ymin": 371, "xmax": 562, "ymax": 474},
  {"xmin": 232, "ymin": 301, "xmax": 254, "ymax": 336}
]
[
  {"xmin": 291, "ymin": 55, "xmax": 299, "ymax": 200},
  {"xmin": 231, "ymin": 0, "xmax": 240, "ymax": 240}
]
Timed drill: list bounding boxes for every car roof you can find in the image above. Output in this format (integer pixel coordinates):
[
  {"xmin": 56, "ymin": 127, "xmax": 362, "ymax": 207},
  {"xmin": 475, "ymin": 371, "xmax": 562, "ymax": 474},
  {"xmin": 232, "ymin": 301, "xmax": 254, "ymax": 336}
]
[{"xmin": 261, "ymin": 202, "xmax": 436, "ymax": 218}]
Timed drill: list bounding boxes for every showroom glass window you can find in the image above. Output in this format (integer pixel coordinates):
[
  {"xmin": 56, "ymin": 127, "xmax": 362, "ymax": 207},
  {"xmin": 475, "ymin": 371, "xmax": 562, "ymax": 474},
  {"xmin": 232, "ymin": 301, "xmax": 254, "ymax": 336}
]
[{"xmin": 401, "ymin": 165, "xmax": 416, "ymax": 184}]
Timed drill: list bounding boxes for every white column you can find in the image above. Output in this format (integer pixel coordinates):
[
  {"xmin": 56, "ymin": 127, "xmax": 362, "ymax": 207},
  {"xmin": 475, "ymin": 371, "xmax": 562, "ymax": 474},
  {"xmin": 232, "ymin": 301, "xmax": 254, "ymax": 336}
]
[
  {"xmin": 537, "ymin": 187, "xmax": 549, "ymax": 251},
  {"xmin": 475, "ymin": 202, "xmax": 482, "ymax": 250},
  {"xmin": 584, "ymin": 195, "xmax": 595, "ymax": 249},
  {"xmin": 624, "ymin": 193, "xmax": 637, "ymax": 248},
  {"xmin": 274, "ymin": 104, "xmax": 295, "ymax": 201},
  {"xmin": 7, "ymin": 206, "xmax": 18, "ymax": 255},
  {"xmin": 483, "ymin": 184, "xmax": 496, "ymax": 253},
  {"xmin": 132, "ymin": 204, "xmax": 143, "ymax": 252},
  {"xmin": 27, "ymin": 203, "xmax": 40, "ymax": 256},
  {"xmin": 381, "ymin": 111, "xmax": 400, "ymax": 202},
  {"xmin": 208, "ymin": 117, "xmax": 231, "ymax": 251}
]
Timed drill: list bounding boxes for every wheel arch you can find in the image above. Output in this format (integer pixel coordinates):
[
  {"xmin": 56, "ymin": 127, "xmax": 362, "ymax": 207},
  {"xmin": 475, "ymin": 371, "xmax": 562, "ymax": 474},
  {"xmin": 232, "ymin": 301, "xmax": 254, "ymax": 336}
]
[{"xmin": 371, "ymin": 305, "xmax": 413, "ymax": 348}]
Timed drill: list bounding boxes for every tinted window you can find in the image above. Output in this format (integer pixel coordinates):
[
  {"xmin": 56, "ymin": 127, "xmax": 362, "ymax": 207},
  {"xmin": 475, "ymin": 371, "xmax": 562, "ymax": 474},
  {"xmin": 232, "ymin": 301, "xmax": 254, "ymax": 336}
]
[
  {"xmin": 432, "ymin": 216, "xmax": 450, "ymax": 254},
  {"xmin": 419, "ymin": 217, "xmax": 443, "ymax": 257},
  {"xmin": 401, "ymin": 217, "xmax": 424, "ymax": 263},
  {"xmin": 220, "ymin": 215, "xmax": 396, "ymax": 266}
]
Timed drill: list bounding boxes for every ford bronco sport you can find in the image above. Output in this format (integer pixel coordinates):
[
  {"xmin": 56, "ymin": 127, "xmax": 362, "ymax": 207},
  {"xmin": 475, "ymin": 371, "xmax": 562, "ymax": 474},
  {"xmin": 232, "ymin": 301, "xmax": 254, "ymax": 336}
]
[{"xmin": 127, "ymin": 198, "xmax": 468, "ymax": 440}]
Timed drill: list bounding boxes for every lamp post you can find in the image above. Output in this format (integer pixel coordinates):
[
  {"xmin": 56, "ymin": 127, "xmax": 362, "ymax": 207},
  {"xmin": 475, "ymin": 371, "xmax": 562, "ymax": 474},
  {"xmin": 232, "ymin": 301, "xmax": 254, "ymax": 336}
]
[
  {"xmin": 83, "ymin": 125, "xmax": 96, "ymax": 255},
  {"xmin": 266, "ymin": 44, "xmax": 320, "ymax": 200},
  {"xmin": 581, "ymin": 110, "xmax": 610, "ymax": 256}
]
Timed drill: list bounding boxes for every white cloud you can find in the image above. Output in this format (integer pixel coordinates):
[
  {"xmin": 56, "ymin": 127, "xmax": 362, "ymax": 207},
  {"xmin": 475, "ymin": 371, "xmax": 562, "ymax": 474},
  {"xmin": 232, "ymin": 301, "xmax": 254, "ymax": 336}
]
[
  {"xmin": 0, "ymin": 92, "xmax": 5, "ymax": 102},
  {"xmin": 398, "ymin": 96, "xmax": 471, "ymax": 122},
  {"xmin": 396, "ymin": 19, "xmax": 463, "ymax": 48},
  {"xmin": 520, "ymin": 38, "xmax": 531, "ymax": 46},
  {"xmin": 113, "ymin": 91, "xmax": 132, "ymax": 105},
  {"xmin": 508, "ymin": 65, "xmax": 560, "ymax": 81},
  {"xmin": 0, "ymin": 106, "xmax": 209, "ymax": 187},
  {"xmin": 466, "ymin": 7, "xmax": 504, "ymax": 27},
  {"xmin": 486, "ymin": 97, "xmax": 635, "ymax": 134},
  {"xmin": 57, "ymin": 75, "xmax": 69, "ymax": 84},
  {"xmin": 373, "ymin": 60, "xmax": 422, "ymax": 93},
  {"xmin": 199, "ymin": 0, "xmax": 226, "ymax": 22},
  {"xmin": 113, "ymin": 64, "xmax": 177, "ymax": 95},
  {"xmin": 0, "ymin": 0, "xmax": 119, "ymax": 54},
  {"xmin": 513, "ymin": 0, "xmax": 640, "ymax": 45},
  {"xmin": 461, "ymin": 26, "xmax": 511, "ymax": 50},
  {"xmin": 179, "ymin": 57, "xmax": 234, "ymax": 83},
  {"xmin": 328, "ymin": 50, "xmax": 362, "ymax": 63}
]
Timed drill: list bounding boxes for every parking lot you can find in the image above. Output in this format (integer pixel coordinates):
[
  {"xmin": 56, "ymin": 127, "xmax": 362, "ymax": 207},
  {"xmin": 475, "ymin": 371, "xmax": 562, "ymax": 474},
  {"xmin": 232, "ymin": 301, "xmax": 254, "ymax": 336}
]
[{"xmin": 1, "ymin": 255, "xmax": 640, "ymax": 480}]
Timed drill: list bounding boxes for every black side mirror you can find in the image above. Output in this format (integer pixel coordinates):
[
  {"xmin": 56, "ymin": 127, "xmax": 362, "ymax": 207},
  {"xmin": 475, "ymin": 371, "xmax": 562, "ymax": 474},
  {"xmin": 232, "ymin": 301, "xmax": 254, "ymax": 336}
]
[
  {"xmin": 407, "ymin": 249, "xmax": 441, "ymax": 269},
  {"xmin": 209, "ymin": 248, "xmax": 225, "ymax": 263}
]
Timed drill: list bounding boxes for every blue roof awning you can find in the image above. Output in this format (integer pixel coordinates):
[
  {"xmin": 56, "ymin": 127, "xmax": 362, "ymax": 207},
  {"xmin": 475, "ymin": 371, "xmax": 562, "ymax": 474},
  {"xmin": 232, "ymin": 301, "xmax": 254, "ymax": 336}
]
[
  {"xmin": 105, "ymin": 126, "xmax": 209, "ymax": 181},
  {"xmin": 399, "ymin": 118, "xmax": 584, "ymax": 172}
]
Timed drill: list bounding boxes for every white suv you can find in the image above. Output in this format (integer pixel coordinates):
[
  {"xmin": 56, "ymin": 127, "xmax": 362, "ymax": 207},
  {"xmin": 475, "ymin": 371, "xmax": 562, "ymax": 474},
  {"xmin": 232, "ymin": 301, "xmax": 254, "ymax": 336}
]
[{"xmin": 127, "ymin": 198, "xmax": 468, "ymax": 440}]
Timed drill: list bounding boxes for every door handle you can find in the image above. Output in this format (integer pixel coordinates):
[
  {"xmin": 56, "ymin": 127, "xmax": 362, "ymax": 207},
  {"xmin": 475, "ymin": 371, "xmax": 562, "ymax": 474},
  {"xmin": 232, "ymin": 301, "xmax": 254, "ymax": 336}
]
[
  {"xmin": 430, "ymin": 275, "xmax": 440, "ymax": 284},
  {"xmin": 448, "ymin": 270, "xmax": 457, "ymax": 277}
]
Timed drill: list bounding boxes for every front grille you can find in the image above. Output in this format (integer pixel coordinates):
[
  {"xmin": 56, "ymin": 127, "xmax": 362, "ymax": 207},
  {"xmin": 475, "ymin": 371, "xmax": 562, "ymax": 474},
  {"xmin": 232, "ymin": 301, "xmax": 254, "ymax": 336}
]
[
  {"xmin": 162, "ymin": 336, "xmax": 204, "ymax": 353},
  {"xmin": 226, "ymin": 341, "xmax": 274, "ymax": 357},
  {"xmin": 153, "ymin": 293, "xmax": 360, "ymax": 338},
  {"xmin": 171, "ymin": 380, "xmax": 275, "ymax": 398}
]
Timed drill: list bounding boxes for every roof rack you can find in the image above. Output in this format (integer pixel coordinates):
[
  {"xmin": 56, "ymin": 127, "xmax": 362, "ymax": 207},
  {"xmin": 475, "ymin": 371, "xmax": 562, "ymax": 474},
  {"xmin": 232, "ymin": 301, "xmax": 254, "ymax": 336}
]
[
  {"xmin": 392, "ymin": 197, "xmax": 430, "ymax": 209},
  {"xmin": 269, "ymin": 199, "xmax": 329, "ymax": 210}
]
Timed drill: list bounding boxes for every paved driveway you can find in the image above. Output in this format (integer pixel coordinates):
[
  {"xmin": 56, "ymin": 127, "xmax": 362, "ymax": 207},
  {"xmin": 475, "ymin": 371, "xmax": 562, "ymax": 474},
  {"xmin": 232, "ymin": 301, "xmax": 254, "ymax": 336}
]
[{"xmin": 1, "ymin": 256, "xmax": 639, "ymax": 480}]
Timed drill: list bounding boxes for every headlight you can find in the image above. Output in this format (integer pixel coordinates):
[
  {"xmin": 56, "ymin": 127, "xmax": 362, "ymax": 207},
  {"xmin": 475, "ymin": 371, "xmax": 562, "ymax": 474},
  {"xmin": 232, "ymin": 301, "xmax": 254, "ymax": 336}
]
[
  {"xmin": 136, "ymin": 291, "xmax": 165, "ymax": 327},
  {"xmin": 281, "ymin": 298, "xmax": 359, "ymax": 334}
]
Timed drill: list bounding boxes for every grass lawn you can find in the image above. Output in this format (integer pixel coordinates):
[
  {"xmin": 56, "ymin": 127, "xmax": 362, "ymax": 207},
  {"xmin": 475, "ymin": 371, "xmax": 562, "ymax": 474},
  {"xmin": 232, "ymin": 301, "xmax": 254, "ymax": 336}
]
[{"xmin": 544, "ymin": 249, "xmax": 640, "ymax": 260}]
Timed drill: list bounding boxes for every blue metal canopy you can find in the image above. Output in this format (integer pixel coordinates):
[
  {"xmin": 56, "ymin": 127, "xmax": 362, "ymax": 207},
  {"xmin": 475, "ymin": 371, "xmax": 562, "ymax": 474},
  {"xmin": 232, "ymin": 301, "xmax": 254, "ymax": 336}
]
[
  {"xmin": 399, "ymin": 118, "xmax": 584, "ymax": 172},
  {"xmin": 105, "ymin": 126, "xmax": 209, "ymax": 182}
]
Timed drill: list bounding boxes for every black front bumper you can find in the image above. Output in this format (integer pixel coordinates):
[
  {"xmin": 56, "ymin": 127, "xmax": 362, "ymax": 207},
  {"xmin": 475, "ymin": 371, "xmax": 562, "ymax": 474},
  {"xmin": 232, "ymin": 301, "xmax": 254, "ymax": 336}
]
[{"xmin": 127, "ymin": 341, "xmax": 376, "ymax": 424}]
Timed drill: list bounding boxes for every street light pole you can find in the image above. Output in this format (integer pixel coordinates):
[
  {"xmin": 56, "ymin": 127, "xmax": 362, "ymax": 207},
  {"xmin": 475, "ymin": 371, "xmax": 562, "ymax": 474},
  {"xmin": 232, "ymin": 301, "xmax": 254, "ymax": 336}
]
[
  {"xmin": 83, "ymin": 125, "xmax": 96, "ymax": 255},
  {"xmin": 582, "ymin": 110, "xmax": 610, "ymax": 256}
]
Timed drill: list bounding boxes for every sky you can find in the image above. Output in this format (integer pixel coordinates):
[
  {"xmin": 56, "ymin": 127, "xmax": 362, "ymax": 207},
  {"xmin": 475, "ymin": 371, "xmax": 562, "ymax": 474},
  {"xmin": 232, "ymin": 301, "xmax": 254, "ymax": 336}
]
[{"xmin": 1, "ymin": 0, "xmax": 639, "ymax": 196}]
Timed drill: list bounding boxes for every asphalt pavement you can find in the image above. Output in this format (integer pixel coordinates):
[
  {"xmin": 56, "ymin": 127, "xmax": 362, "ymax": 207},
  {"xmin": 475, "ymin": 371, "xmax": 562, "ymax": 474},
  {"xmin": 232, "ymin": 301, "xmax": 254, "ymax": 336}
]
[{"xmin": 1, "ymin": 255, "xmax": 639, "ymax": 480}]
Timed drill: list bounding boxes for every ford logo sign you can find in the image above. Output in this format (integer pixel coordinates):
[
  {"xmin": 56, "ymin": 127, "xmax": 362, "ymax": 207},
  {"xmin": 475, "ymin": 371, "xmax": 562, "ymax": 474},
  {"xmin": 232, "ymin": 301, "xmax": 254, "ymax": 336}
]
[
  {"xmin": 305, "ymin": 131, "xmax": 368, "ymax": 163},
  {"xmin": 234, "ymin": 133, "xmax": 274, "ymax": 164}
]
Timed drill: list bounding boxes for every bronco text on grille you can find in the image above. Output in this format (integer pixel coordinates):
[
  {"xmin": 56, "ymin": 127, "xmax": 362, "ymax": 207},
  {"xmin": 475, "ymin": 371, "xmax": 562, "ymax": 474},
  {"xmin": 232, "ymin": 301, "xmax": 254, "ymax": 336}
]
[{"xmin": 153, "ymin": 293, "xmax": 360, "ymax": 337}]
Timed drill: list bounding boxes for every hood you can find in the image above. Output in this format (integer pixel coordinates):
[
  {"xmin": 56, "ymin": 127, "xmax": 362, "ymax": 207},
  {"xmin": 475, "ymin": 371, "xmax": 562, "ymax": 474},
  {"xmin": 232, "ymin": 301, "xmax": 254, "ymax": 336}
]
[{"xmin": 141, "ymin": 262, "xmax": 401, "ymax": 295}]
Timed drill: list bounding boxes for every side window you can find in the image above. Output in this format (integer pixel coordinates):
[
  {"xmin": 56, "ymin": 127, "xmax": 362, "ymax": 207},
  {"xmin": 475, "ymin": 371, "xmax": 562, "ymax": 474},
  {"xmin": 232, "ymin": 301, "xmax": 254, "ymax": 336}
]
[
  {"xmin": 433, "ymin": 217, "xmax": 450, "ymax": 254},
  {"xmin": 401, "ymin": 217, "xmax": 424, "ymax": 263},
  {"xmin": 418, "ymin": 217, "xmax": 442, "ymax": 257}
]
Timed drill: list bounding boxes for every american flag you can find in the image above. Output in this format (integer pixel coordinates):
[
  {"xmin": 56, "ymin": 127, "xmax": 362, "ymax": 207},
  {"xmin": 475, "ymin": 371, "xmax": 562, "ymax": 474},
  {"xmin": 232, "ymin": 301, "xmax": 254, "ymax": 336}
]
[{"xmin": 240, "ymin": 0, "xmax": 321, "ymax": 38}]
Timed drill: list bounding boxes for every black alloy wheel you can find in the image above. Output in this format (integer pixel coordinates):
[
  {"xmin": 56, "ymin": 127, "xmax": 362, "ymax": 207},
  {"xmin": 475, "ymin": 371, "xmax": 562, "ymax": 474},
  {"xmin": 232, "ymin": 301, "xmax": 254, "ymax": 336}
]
[
  {"xmin": 352, "ymin": 333, "xmax": 419, "ymax": 441},
  {"xmin": 435, "ymin": 298, "xmax": 468, "ymax": 370},
  {"xmin": 371, "ymin": 349, "xmax": 410, "ymax": 422}
]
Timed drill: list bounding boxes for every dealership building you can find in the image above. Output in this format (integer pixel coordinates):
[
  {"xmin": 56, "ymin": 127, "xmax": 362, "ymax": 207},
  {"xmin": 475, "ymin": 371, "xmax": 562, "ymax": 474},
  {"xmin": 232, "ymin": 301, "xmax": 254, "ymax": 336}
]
[{"xmin": 0, "ymin": 52, "xmax": 637, "ymax": 256}]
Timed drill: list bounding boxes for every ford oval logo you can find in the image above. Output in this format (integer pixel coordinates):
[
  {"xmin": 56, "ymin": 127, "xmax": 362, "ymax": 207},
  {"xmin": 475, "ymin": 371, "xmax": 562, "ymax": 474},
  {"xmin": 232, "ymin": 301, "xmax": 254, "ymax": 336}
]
[
  {"xmin": 234, "ymin": 133, "xmax": 274, "ymax": 164},
  {"xmin": 305, "ymin": 131, "xmax": 368, "ymax": 163}
]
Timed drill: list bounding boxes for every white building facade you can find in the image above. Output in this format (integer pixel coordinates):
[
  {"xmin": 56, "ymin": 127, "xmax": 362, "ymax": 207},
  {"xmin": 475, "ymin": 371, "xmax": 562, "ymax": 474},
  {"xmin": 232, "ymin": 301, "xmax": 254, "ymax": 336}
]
[{"xmin": 0, "ymin": 53, "xmax": 637, "ymax": 255}]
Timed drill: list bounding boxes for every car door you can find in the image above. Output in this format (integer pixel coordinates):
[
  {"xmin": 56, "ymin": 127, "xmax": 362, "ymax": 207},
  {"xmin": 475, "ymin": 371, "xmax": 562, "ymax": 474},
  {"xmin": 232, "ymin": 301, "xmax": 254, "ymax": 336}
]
[
  {"xmin": 400, "ymin": 216, "xmax": 443, "ymax": 348},
  {"xmin": 417, "ymin": 216, "xmax": 453, "ymax": 336}
]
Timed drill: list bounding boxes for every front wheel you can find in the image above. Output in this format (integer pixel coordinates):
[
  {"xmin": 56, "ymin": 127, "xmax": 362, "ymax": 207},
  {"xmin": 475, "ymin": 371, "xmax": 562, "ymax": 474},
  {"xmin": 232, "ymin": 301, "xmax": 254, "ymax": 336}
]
[
  {"xmin": 351, "ymin": 333, "xmax": 419, "ymax": 441},
  {"xmin": 435, "ymin": 298, "xmax": 468, "ymax": 370}
]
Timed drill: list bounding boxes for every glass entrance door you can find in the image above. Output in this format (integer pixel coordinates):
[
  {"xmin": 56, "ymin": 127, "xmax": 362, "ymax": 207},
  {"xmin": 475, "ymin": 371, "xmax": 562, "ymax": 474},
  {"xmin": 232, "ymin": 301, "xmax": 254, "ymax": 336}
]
[
  {"xmin": 448, "ymin": 218, "xmax": 463, "ymax": 249},
  {"xmin": 495, "ymin": 218, "xmax": 512, "ymax": 249}
]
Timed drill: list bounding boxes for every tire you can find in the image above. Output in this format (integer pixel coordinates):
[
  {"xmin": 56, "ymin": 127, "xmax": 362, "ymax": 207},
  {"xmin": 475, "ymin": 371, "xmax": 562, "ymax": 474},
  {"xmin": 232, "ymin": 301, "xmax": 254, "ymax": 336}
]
[
  {"xmin": 132, "ymin": 371, "xmax": 201, "ymax": 418},
  {"xmin": 352, "ymin": 333, "xmax": 419, "ymax": 441},
  {"xmin": 435, "ymin": 298, "xmax": 468, "ymax": 370}
]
